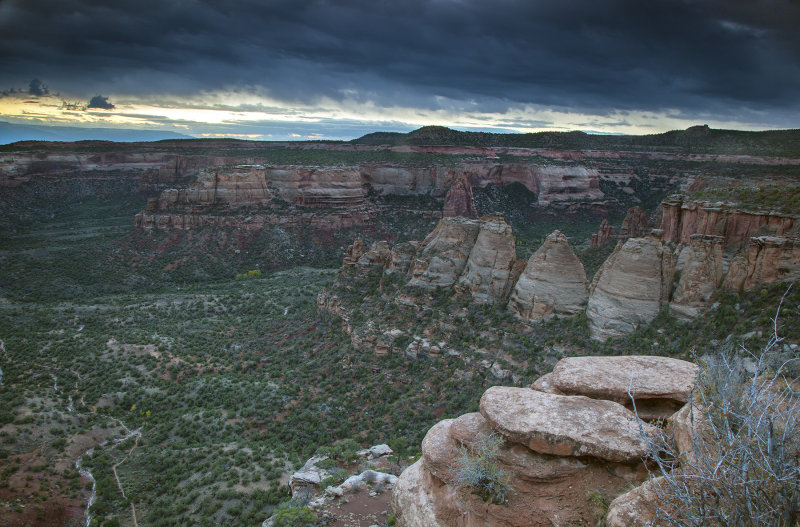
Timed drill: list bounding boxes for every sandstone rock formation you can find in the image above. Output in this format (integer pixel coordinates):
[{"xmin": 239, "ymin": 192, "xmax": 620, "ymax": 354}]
[
  {"xmin": 723, "ymin": 235, "xmax": 800, "ymax": 290},
  {"xmin": 457, "ymin": 214, "xmax": 517, "ymax": 303},
  {"xmin": 660, "ymin": 195, "xmax": 796, "ymax": 248},
  {"xmin": 619, "ymin": 206, "xmax": 649, "ymax": 238},
  {"xmin": 342, "ymin": 238, "xmax": 365, "ymax": 268},
  {"xmin": 590, "ymin": 219, "xmax": 614, "ymax": 249},
  {"xmin": 586, "ymin": 232, "xmax": 675, "ymax": 340},
  {"xmin": 442, "ymin": 174, "xmax": 477, "ymax": 218},
  {"xmin": 670, "ymin": 234, "xmax": 725, "ymax": 320},
  {"xmin": 356, "ymin": 241, "xmax": 393, "ymax": 275},
  {"xmin": 408, "ymin": 217, "xmax": 482, "ymax": 289},
  {"xmin": 391, "ymin": 355, "xmax": 702, "ymax": 527},
  {"xmin": 544, "ymin": 355, "xmax": 698, "ymax": 420},
  {"xmin": 509, "ymin": 230, "xmax": 588, "ymax": 320},
  {"xmin": 387, "ymin": 242, "xmax": 420, "ymax": 274}
]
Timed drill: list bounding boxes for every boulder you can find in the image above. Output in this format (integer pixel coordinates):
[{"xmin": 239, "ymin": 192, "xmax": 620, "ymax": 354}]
[
  {"xmin": 508, "ymin": 230, "xmax": 588, "ymax": 320},
  {"xmin": 408, "ymin": 217, "xmax": 481, "ymax": 289},
  {"xmin": 457, "ymin": 214, "xmax": 517, "ymax": 303},
  {"xmin": 391, "ymin": 460, "xmax": 446, "ymax": 527},
  {"xmin": 586, "ymin": 232, "xmax": 675, "ymax": 340},
  {"xmin": 548, "ymin": 356, "xmax": 698, "ymax": 420},
  {"xmin": 605, "ymin": 476, "xmax": 664, "ymax": 527},
  {"xmin": 670, "ymin": 234, "xmax": 725, "ymax": 320},
  {"xmin": 443, "ymin": 173, "xmax": 478, "ymax": 218},
  {"xmin": 480, "ymin": 387, "xmax": 658, "ymax": 463}
]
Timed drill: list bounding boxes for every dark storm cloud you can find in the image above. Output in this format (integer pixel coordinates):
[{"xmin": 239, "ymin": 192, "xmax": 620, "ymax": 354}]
[
  {"xmin": 1, "ymin": 0, "xmax": 798, "ymax": 118},
  {"xmin": 87, "ymin": 95, "xmax": 115, "ymax": 109},
  {"xmin": 28, "ymin": 79, "xmax": 49, "ymax": 96}
]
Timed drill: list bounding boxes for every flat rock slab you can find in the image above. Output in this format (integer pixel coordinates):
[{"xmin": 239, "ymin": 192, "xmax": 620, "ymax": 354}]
[
  {"xmin": 480, "ymin": 387, "xmax": 657, "ymax": 463},
  {"xmin": 550, "ymin": 356, "xmax": 698, "ymax": 407}
]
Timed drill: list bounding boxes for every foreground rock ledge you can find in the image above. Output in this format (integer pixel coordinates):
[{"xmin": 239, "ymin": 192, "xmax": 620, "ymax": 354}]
[{"xmin": 480, "ymin": 386, "xmax": 658, "ymax": 463}]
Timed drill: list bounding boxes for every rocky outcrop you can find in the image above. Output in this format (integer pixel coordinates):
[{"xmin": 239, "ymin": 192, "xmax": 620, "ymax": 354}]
[
  {"xmin": 619, "ymin": 206, "xmax": 649, "ymax": 238},
  {"xmin": 660, "ymin": 195, "xmax": 796, "ymax": 248},
  {"xmin": 387, "ymin": 242, "xmax": 420, "ymax": 274},
  {"xmin": 408, "ymin": 217, "xmax": 482, "ymax": 289},
  {"xmin": 457, "ymin": 214, "xmax": 517, "ymax": 303},
  {"xmin": 670, "ymin": 234, "xmax": 725, "ymax": 320},
  {"xmin": 357, "ymin": 241, "xmax": 393, "ymax": 275},
  {"xmin": 543, "ymin": 356, "xmax": 699, "ymax": 420},
  {"xmin": 586, "ymin": 232, "xmax": 675, "ymax": 340},
  {"xmin": 509, "ymin": 230, "xmax": 588, "ymax": 320},
  {"xmin": 590, "ymin": 219, "xmax": 614, "ymax": 249},
  {"xmin": 392, "ymin": 355, "xmax": 697, "ymax": 527},
  {"xmin": 722, "ymin": 235, "xmax": 800, "ymax": 291},
  {"xmin": 442, "ymin": 174, "xmax": 477, "ymax": 218}
]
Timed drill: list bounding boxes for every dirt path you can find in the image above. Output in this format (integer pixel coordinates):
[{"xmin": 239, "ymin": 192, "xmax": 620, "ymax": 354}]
[{"xmin": 112, "ymin": 432, "xmax": 141, "ymax": 527}]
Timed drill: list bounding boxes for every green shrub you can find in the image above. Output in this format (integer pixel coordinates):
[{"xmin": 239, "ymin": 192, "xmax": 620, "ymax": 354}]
[
  {"xmin": 452, "ymin": 431, "xmax": 511, "ymax": 505},
  {"xmin": 272, "ymin": 503, "xmax": 318, "ymax": 527}
]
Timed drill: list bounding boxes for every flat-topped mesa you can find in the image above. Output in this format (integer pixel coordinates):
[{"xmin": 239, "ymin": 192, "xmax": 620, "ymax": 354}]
[
  {"xmin": 660, "ymin": 194, "xmax": 796, "ymax": 248},
  {"xmin": 408, "ymin": 217, "xmax": 481, "ymax": 289},
  {"xmin": 541, "ymin": 355, "xmax": 699, "ymax": 420},
  {"xmin": 442, "ymin": 173, "xmax": 477, "ymax": 218},
  {"xmin": 509, "ymin": 230, "xmax": 588, "ymax": 320},
  {"xmin": 723, "ymin": 235, "xmax": 800, "ymax": 291},
  {"xmin": 670, "ymin": 234, "xmax": 725, "ymax": 320},
  {"xmin": 586, "ymin": 230, "xmax": 674, "ymax": 341},
  {"xmin": 456, "ymin": 213, "xmax": 518, "ymax": 303}
]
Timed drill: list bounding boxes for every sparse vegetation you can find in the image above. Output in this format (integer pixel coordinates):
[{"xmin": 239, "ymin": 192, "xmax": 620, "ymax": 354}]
[{"xmin": 452, "ymin": 431, "xmax": 511, "ymax": 505}]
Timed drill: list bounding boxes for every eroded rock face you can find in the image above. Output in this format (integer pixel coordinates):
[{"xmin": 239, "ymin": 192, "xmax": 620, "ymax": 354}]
[
  {"xmin": 357, "ymin": 241, "xmax": 393, "ymax": 275},
  {"xmin": 590, "ymin": 219, "xmax": 614, "ymax": 249},
  {"xmin": 620, "ymin": 206, "xmax": 649, "ymax": 238},
  {"xmin": 660, "ymin": 195, "xmax": 796, "ymax": 248},
  {"xmin": 457, "ymin": 214, "xmax": 517, "ymax": 303},
  {"xmin": 548, "ymin": 356, "xmax": 698, "ymax": 420},
  {"xmin": 480, "ymin": 387, "xmax": 657, "ymax": 463},
  {"xmin": 342, "ymin": 238, "xmax": 365, "ymax": 268},
  {"xmin": 509, "ymin": 230, "xmax": 588, "ymax": 320},
  {"xmin": 723, "ymin": 236, "xmax": 800, "ymax": 291},
  {"xmin": 387, "ymin": 241, "xmax": 420, "ymax": 274},
  {"xmin": 670, "ymin": 234, "xmax": 725, "ymax": 320},
  {"xmin": 586, "ymin": 232, "xmax": 675, "ymax": 340},
  {"xmin": 442, "ymin": 174, "xmax": 477, "ymax": 218},
  {"xmin": 408, "ymin": 217, "xmax": 481, "ymax": 289},
  {"xmin": 606, "ymin": 476, "xmax": 663, "ymax": 527}
]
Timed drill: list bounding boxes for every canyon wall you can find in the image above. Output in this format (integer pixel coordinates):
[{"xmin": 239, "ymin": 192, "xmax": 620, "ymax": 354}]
[{"xmin": 660, "ymin": 195, "xmax": 796, "ymax": 248}]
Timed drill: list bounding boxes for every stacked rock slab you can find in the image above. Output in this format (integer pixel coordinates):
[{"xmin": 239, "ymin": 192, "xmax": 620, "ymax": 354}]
[
  {"xmin": 508, "ymin": 230, "xmax": 588, "ymax": 320},
  {"xmin": 393, "ymin": 381, "xmax": 664, "ymax": 526},
  {"xmin": 543, "ymin": 355, "xmax": 698, "ymax": 420},
  {"xmin": 392, "ymin": 355, "xmax": 700, "ymax": 527},
  {"xmin": 457, "ymin": 214, "xmax": 518, "ymax": 303},
  {"xmin": 723, "ymin": 235, "xmax": 800, "ymax": 291},
  {"xmin": 408, "ymin": 217, "xmax": 482, "ymax": 289},
  {"xmin": 586, "ymin": 231, "xmax": 675, "ymax": 341},
  {"xmin": 670, "ymin": 234, "xmax": 725, "ymax": 320}
]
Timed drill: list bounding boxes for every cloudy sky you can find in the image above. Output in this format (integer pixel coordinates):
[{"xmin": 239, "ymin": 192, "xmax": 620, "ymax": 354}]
[{"xmin": 1, "ymin": 0, "xmax": 799, "ymax": 140}]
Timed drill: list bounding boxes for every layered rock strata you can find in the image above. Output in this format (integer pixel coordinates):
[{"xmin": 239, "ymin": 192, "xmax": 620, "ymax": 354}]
[
  {"xmin": 508, "ymin": 230, "xmax": 588, "ymax": 320},
  {"xmin": 619, "ymin": 206, "xmax": 649, "ymax": 238},
  {"xmin": 586, "ymin": 231, "xmax": 675, "ymax": 340},
  {"xmin": 660, "ymin": 195, "xmax": 796, "ymax": 248},
  {"xmin": 723, "ymin": 235, "xmax": 800, "ymax": 290},
  {"xmin": 670, "ymin": 234, "xmax": 725, "ymax": 320},
  {"xmin": 590, "ymin": 219, "xmax": 614, "ymax": 249},
  {"xmin": 392, "ymin": 355, "xmax": 696, "ymax": 527},
  {"xmin": 408, "ymin": 217, "xmax": 482, "ymax": 289},
  {"xmin": 442, "ymin": 174, "xmax": 478, "ymax": 218},
  {"xmin": 457, "ymin": 214, "xmax": 518, "ymax": 303}
]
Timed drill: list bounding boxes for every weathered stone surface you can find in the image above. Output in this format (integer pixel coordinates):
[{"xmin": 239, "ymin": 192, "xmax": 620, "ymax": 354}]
[
  {"xmin": 386, "ymin": 241, "xmax": 419, "ymax": 274},
  {"xmin": 508, "ymin": 230, "xmax": 588, "ymax": 320},
  {"xmin": 530, "ymin": 372, "xmax": 564, "ymax": 394},
  {"xmin": 722, "ymin": 235, "xmax": 800, "ymax": 291},
  {"xmin": 342, "ymin": 238, "xmax": 365, "ymax": 268},
  {"xmin": 605, "ymin": 476, "xmax": 663, "ymax": 527},
  {"xmin": 660, "ymin": 195, "xmax": 796, "ymax": 248},
  {"xmin": 620, "ymin": 206, "xmax": 649, "ymax": 238},
  {"xmin": 442, "ymin": 174, "xmax": 477, "ymax": 218},
  {"xmin": 408, "ymin": 217, "xmax": 481, "ymax": 289},
  {"xmin": 591, "ymin": 219, "xmax": 614, "ymax": 249},
  {"xmin": 480, "ymin": 387, "xmax": 658, "ymax": 463},
  {"xmin": 421, "ymin": 419, "xmax": 459, "ymax": 482},
  {"xmin": 549, "ymin": 356, "xmax": 698, "ymax": 420},
  {"xmin": 356, "ymin": 240, "xmax": 392, "ymax": 275},
  {"xmin": 670, "ymin": 234, "xmax": 725, "ymax": 320},
  {"xmin": 391, "ymin": 459, "xmax": 446, "ymax": 527},
  {"xmin": 457, "ymin": 214, "xmax": 517, "ymax": 303},
  {"xmin": 586, "ymin": 233, "xmax": 675, "ymax": 340}
]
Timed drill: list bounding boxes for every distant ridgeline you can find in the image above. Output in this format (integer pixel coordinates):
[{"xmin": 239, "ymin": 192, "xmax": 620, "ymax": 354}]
[{"xmin": 352, "ymin": 125, "xmax": 800, "ymax": 157}]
